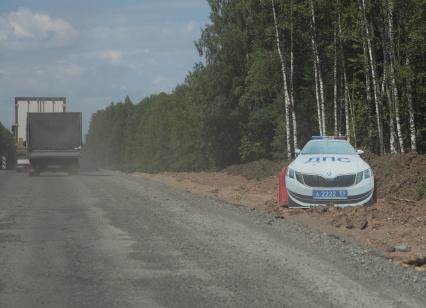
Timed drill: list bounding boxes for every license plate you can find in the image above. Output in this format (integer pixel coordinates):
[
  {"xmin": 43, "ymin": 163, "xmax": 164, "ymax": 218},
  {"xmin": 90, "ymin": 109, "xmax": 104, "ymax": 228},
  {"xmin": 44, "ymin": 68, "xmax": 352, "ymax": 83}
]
[{"xmin": 313, "ymin": 190, "xmax": 348, "ymax": 200}]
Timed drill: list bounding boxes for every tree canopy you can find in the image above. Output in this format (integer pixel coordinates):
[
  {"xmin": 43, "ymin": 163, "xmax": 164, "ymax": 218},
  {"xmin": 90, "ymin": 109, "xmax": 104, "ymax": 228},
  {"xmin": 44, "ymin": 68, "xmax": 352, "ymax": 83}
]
[
  {"xmin": 0, "ymin": 122, "xmax": 16, "ymax": 169},
  {"xmin": 83, "ymin": 0, "xmax": 426, "ymax": 172}
]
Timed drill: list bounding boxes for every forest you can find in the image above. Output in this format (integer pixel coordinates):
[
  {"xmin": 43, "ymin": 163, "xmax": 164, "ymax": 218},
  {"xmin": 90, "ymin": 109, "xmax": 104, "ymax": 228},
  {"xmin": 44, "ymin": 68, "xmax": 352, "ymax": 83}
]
[
  {"xmin": 83, "ymin": 0, "xmax": 426, "ymax": 172},
  {"xmin": 0, "ymin": 122, "xmax": 15, "ymax": 169}
]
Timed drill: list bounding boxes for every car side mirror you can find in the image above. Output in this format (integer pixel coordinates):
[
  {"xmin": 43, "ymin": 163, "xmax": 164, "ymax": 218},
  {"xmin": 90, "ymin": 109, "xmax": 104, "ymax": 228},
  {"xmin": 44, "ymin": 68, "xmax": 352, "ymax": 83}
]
[
  {"xmin": 356, "ymin": 149, "xmax": 364, "ymax": 155},
  {"xmin": 295, "ymin": 148, "xmax": 301, "ymax": 156}
]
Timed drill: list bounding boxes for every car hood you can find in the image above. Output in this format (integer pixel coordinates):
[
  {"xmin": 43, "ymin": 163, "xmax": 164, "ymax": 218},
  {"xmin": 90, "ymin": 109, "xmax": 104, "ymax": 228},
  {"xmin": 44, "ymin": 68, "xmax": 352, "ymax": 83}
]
[{"xmin": 289, "ymin": 154, "xmax": 370, "ymax": 176}]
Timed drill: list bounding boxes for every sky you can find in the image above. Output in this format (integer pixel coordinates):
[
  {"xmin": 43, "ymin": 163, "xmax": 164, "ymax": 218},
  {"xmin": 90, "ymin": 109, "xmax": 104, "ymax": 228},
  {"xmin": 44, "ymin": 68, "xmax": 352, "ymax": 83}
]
[{"xmin": 0, "ymin": 0, "xmax": 210, "ymax": 133}]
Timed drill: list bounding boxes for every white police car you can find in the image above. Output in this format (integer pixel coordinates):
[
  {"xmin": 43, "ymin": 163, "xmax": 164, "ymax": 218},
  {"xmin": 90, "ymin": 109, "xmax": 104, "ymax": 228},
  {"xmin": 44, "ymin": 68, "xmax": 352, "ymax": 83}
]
[{"xmin": 284, "ymin": 136, "xmax": 375, "ymax": 208}]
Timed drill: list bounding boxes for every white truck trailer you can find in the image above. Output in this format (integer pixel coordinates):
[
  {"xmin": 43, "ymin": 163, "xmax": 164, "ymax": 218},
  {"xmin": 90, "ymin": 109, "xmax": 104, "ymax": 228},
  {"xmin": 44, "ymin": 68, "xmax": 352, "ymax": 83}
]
[{"xmin": 12, "ymin": 97, "xmax": 66, "ymax": 170}]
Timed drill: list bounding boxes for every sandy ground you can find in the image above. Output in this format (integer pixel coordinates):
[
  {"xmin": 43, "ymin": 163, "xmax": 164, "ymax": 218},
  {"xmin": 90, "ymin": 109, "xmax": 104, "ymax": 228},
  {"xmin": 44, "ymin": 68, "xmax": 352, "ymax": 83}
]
[{"xmin": 134, "ymin": 155, "xmax": 426, "ymax": 272}]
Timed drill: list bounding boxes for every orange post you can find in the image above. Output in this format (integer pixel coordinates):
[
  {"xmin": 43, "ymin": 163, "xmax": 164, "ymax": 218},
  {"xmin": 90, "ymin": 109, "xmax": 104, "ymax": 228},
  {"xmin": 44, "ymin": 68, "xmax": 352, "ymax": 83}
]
[{"xmin": 278, "ymin": 166, "xmax": 288, "ymax": 206}]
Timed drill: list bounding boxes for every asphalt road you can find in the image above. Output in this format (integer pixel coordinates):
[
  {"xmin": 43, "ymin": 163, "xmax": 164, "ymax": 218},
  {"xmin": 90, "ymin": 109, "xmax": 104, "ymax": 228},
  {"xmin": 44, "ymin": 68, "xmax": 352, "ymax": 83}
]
[{"xmin": 0, "ymin": 170, "xmax": 424, "ymax": 308}]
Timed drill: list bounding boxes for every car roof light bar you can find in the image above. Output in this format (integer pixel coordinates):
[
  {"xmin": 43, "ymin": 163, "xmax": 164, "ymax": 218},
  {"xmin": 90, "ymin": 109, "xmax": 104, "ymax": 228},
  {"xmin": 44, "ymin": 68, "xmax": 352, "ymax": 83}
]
[{"xmin": 311, "ymin": 136, "xmax": 346, "ymax": 140}]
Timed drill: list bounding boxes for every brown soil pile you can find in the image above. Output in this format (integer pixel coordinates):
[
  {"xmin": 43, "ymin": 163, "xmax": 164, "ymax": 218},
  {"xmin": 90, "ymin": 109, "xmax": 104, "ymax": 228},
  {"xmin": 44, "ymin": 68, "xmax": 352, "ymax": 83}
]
[
  {"xmin": 224, "ymin": 152, "xmax": 426, "ymax": 200},
  {"xmin": 365, "ymin": 152, "xmax": 426, "ymax": 200},
  {"xmin": 223, "ymin": 159, "xmax": 286, "ymax": 180}
]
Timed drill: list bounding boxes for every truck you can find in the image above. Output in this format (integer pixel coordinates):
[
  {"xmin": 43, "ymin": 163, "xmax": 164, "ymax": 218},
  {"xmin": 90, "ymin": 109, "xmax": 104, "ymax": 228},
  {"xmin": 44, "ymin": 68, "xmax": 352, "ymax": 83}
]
[
  {"xmin": 12, "ymin": 97, "xmax": 66, "ymax": 171},
  {"xmin": 26, "ymin": 112, "xmax": 82, "ymax": 176}
]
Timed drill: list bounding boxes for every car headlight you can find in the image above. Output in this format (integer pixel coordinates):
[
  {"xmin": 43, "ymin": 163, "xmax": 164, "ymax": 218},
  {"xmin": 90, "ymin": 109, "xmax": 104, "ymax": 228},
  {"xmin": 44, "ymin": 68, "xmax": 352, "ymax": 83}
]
[
  {"xmin": 364, "ymin": 168, "xmax": 372, "ymax": 179},
  {"xmin": 287, "ymin": 168, "xmax": 295, "ymax": 179},
  {"xmin": 355, "ymin": 171, "xmax": 363, "ymax": 184},
  {"xmin": 295, "ymin": 171, "xmax": 304, "ymax": 184},
  {"xmin": 355, "ymin": 169, "xmax": 372, "ymax": 185}
]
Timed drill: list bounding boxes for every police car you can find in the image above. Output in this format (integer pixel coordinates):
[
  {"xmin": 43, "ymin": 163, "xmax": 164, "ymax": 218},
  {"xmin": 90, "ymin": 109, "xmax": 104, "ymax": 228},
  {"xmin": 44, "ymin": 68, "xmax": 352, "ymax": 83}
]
[{"xmin": 280, "ymin": 136, "xmax": 375, "ymax": 208}]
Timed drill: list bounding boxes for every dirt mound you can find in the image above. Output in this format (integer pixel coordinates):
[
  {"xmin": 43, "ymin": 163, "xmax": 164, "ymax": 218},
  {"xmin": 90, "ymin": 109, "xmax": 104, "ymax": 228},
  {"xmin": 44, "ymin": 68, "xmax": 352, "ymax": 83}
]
[
  {"xmin": 223, "ymin": 159, "xmax": 287, "ymax": 180},
  {"xmin": 223, "ymin": 154, "xmax": 426, "ymax": 201},
  {"xmin": 366, "ymin": 153, "xmax": 426, "ymax": 200}
]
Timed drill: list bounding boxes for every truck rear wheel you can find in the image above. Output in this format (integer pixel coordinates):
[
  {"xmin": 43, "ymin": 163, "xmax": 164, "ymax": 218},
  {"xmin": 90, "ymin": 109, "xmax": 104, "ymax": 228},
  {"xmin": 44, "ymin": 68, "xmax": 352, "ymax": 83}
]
[
  {"xmin": 67, "ymin": 161, "xmax": 80, "ymax": 175},
  {"xmin": 68, "ymin": 169, "xmax": 79, "ymax": 175},
  {"xmin": 29, "ymin": 169, "xmax": 40, "ymax": 176},
  {"xmin": 29, "ymin": 161, "xmax": 41, "ymax": 176}
]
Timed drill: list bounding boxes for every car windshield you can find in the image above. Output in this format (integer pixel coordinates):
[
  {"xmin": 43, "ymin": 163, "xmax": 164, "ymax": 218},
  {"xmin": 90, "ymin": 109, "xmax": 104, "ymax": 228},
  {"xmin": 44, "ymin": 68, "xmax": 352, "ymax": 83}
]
[{"xmin": 301, "ymin": 140, "xmax": 357, "ymax": 155}]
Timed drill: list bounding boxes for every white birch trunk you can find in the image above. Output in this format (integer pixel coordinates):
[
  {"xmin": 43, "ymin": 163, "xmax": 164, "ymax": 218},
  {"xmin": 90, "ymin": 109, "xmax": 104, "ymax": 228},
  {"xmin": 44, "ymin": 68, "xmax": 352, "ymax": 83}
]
[
  {"xmin": 337, "ymin": 5, "xmax": 350, "ymax": 141},
  {"xmin": 311, "ymin": 33, "xmax": 322, "ymax": 133},
  {"xmin": 337, "ymin": 4, "xmax": 343, "ymax": 138},
  {"xmin": 333, "ymin": 27, "xmax": 338, "ymax": 136},
  {"xmin": 312, "ymin": 2, "xmax": 326, "ymax": 134},
  {"xmin": 386, "ymin": 0, "xmax": 404, "ymax": 153},
  {"xmin": 360, "ymin": 0, "xmax": 384, "ymax": 154},
  {"xmin": 317, "ymin": 52, "xmax": 326, "ymax": 135},
  {"xmin": 310, "ymin": 0, "xmax": 324, "ymax": 135},
  {"xmin": 349, "ymin": 89, "xmax": 357, "ymax": 147},
  {"xmin": 363, "ymin": 40, "xmax": 373, "ymax": 146},
  {"xmin": 405, "ymin": 57, "xmax": 417, "ymax": 152},
  {"xmin": 382, "ymin": 66, "xmax": 397, "ymax": 154},
  {"xmin": 272, "ymin": 0, "xmax": 292, "ymax": 159},
  {"xmin": 313, "ymin": 50, "xmax": 323, "ymax": 135},
  {"xmin": 344, "ymin": 97, "xmax": 350, "ymax": 142},
  {"xmin": 391, "ymin": 60, "xmax": 404, "ymax": 153},
  {"xmin": 290, "ymin": 1, "xmax": 298, "ymax": 150},
  {"xmin": 343, "ymin": 68, "xmax": 351, "ymax": 142},
  {"xmin": 386, "ymin": 86, "xmax": 397, "ymax": 154}
]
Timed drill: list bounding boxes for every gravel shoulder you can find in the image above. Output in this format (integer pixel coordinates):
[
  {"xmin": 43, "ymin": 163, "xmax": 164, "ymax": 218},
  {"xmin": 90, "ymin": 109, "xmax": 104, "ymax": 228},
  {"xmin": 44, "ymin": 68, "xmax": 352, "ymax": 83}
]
[
  {"xmin": 135, "ymin": 154, "xmax": 426, "ymax": 269},
  {"xmin": 104, "ymin": 171, "xmax": 426, "ymax": 307},
  {"xmin": 0, "ymin": 170, "xmax": 425, "ymax": 307}
]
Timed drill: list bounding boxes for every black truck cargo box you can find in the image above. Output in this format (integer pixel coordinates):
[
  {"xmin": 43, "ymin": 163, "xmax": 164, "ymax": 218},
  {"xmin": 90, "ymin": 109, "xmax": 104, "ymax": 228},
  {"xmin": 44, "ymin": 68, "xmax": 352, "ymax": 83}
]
[{"xmin": 27, "ymin": 112, "xmax": 82, "ymax": 151}]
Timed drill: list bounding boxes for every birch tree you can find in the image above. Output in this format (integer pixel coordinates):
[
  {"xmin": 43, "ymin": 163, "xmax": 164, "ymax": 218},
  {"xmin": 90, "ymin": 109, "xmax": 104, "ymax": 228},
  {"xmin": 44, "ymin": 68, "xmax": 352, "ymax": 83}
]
[
  {"xmin": 310, "ymin": 0, "xmax": 326, "ymax": 135},
  {"xmin": 384, "ymin": 0, "xmax": 404, "ymax": 153},
  {"xmin": 359, "ymin": 0, "xmax": 384, "ymax": 154},
  {"xmin": 312, "ymin": 43, "xmax": 323, "ymax": 135},
  {"xmin": 362, "ymin": 39, "xmax": 374, "ymax": 148},
  {"xmin": 343, "ymin": 66, "xmax": 351, "ymax": 142},
  {"xmin": 349, "ymin": 89, "xmax": 357, "ymax": 146},
  {"xmin": 405, "ymin": 57, "xmax": 417, "ymax": 152},
  {"xmin": 382, "ymin": 55, "xmax": 397, "ymax": 154},
  {"xmin": 272, "ymin": 0, "xmax": 292, "ymax": 159},
  {"xmin": 333, "ymin": 25, "xmax": 338, "ymax": 136},
  {"xmin": 290, "ymin": 0, "xmax": 298, "ymax": 150},
  {"xmin": 337, "ymin": 3, "xmax": 351, "ymax": 141}
]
